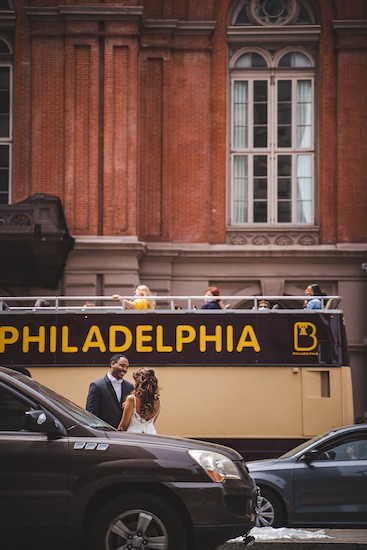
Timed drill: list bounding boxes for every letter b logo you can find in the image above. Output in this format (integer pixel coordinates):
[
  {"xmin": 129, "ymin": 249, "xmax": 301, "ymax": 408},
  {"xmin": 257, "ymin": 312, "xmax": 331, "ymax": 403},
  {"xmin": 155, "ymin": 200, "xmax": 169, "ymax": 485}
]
[{"xmin": 294, "ymin": 322, "xmax": 318, "ymax": 351}]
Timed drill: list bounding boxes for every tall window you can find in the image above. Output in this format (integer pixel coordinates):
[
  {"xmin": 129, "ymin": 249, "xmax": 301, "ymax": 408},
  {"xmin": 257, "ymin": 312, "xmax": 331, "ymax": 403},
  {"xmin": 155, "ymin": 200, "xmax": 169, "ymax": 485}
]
[
  {"xmin": 0, "ymin": 38, "xmax": 12, "ymax": 204},
  {"xmin": 228, "ymin": 0, "xmax": 317, "ymax": 228}
]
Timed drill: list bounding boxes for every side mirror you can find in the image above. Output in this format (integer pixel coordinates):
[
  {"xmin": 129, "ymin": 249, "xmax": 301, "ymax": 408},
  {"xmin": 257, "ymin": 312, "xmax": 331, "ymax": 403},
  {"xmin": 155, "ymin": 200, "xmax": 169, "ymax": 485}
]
[
  {"xmin": 301, "ymin": 449, "xmax": 319, "ymax": 463},
  {"xmin": 25, "ymin": 410, "xmax": 65, "ymax": 436},
  {"xmin": 301, "ymin": 449, "xmax": 335, "ymax": 462}
]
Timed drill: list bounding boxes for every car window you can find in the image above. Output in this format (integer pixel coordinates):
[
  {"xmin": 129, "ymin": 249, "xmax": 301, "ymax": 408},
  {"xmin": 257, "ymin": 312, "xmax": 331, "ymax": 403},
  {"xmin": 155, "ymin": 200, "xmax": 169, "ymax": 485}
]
[
  {"xmin": 281, "ymin": 429, "xmax": 334, "ymax": 459},
  {"xmin": 316, "ymin": 435, "xmax": 367, "ymax": 461},
  {"xmin": 0, "ymin": 386, "xmax": 34, "ymax": 431},
  {"xmin": 0, "ymin": 377, "xmax": 114, "ymax": 431}
]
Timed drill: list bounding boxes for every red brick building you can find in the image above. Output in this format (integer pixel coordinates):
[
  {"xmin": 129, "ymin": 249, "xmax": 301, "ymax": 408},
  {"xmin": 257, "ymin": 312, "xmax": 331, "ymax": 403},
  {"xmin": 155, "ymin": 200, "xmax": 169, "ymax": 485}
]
[{"xmin": 1, "ymin": 0, "xmax": 367, "ymax": 416}]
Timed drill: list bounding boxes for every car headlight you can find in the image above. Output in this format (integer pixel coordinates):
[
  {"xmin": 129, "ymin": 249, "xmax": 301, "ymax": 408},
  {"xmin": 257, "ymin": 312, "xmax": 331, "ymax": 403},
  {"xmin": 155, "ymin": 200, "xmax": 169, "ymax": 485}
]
[{"xmin": 189, "ymin": 449, "xmax": 241, "ymax": 483}]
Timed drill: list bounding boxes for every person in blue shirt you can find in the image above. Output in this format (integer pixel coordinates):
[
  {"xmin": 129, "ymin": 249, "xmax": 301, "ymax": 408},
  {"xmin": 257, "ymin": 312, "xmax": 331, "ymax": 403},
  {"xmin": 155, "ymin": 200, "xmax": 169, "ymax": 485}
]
[
  {"xmin": 304, "ymin": 284, "xmax": 324, "ymax": 310},
  {"xmin": 201, "ymin": 286, "xmax": 224, "ymax": 310}
]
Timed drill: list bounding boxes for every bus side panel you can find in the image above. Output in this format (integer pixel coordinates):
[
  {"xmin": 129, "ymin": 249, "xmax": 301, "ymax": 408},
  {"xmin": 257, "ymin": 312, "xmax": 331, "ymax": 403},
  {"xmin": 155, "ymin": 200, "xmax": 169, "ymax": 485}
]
[
  {"xmin": 341, "ymin": 366, "xmax": 354, "ymax": 425},
  {"xmin": 28, "ymin": 365, "xmax": 350, "ymax": 438},
  {"xmin": 301, "ymin": 366, "xmax": 354, "ymax": 436}
]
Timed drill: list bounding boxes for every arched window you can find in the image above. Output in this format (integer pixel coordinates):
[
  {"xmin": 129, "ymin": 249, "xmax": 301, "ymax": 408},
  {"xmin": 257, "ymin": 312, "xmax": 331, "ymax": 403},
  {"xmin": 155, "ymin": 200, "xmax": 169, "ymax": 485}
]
[{"xmin": 228, "ymin": 0, "xmax": 319, "ymax": 231}]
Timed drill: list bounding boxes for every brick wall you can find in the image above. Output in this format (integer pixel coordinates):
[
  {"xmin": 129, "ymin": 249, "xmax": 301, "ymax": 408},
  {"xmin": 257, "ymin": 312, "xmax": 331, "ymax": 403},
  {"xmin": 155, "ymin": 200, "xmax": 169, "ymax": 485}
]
[{"xmin": 12, "ymin": 1, "xmax": 367, "ymax": 244}]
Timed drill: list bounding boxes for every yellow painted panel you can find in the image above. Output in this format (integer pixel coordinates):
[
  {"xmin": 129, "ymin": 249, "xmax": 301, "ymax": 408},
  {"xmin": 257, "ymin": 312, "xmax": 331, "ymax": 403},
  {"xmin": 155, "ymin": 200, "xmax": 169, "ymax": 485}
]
[{"xmin": 30, "ymin": 365, "xmax": 304, "ymax": 438}]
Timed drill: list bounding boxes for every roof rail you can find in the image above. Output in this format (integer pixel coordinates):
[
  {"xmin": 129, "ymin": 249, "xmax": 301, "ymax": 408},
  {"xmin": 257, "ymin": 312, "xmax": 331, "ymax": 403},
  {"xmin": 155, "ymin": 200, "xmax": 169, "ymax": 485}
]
[{"xmin": 0, "ymin": 295, "xmax": 342, "ymax": 312}]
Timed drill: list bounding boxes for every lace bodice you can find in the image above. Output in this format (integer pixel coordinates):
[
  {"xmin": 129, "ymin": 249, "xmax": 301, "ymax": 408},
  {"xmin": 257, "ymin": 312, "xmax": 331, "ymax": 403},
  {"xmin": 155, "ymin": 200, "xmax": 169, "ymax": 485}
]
[{"xmin": 126, "ymin": 396, "xmax": 159, "ymax": 434}]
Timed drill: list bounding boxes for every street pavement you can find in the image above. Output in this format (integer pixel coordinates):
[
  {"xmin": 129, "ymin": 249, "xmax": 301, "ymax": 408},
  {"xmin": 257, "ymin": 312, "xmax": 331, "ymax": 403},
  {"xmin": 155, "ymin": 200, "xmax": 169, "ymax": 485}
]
[{"xmin": 217, "ymin": 529, "xmax": 367, "ymax": 550}]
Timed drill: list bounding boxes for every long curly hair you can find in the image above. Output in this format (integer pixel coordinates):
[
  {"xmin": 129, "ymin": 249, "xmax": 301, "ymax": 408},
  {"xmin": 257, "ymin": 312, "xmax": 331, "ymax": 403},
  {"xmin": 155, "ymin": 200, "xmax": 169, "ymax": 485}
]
[{"xmin": 132, "ymin": 367, "xmax": 160, "ymax": 417}]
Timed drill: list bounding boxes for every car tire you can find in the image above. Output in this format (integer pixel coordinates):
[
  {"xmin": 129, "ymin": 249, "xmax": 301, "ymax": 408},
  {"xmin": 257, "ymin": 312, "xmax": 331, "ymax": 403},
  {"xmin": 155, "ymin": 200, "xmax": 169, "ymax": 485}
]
[
  {"xmin": 87, "ymin": 492, "xmax": 187, "ymax": 550},
  {"xmin": 256, "ymin": 488, "xmax": 285, "ymax": 528}
]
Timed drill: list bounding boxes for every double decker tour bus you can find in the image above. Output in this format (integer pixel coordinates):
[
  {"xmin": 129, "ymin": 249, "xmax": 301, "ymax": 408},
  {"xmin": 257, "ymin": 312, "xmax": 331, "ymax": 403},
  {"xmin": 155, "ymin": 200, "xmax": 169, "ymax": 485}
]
[{"xmin": 0, "ymin": 294, "xmax": 353, "ymax": 460}]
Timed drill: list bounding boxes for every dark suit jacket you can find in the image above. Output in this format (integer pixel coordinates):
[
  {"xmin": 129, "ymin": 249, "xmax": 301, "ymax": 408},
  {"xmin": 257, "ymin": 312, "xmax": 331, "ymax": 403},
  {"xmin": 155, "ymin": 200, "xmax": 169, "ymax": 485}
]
[{"xmin": 86, "ymin": 375, "xmax": 134, "ymax": 428}]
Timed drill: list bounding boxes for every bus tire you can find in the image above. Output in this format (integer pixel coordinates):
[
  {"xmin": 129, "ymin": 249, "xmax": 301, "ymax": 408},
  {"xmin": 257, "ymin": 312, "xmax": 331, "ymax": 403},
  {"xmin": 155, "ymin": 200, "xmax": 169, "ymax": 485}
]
[
  {"xmin": 256, "ymin": 488, "xmax": 285, "ymax": 528},
  {"xmin": 87, "ymin": 493, "xmax": 187, "ymax": 550}
]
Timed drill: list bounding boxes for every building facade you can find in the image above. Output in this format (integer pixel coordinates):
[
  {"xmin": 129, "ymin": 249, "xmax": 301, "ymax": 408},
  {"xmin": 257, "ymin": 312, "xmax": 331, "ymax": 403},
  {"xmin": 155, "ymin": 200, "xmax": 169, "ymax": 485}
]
[{"xmin": 1, "ymin": 0, "xmax": 367, "ymax": 417}]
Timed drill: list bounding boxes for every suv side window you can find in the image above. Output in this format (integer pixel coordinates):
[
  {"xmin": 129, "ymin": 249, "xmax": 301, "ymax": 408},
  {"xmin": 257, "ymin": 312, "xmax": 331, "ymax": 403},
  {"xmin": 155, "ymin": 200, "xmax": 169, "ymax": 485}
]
[
  {"xmin": 0, "ymin": 386, "xmax": 33, "ymax": 431},
  {"xmin": 317, "ymin": 434, "xmax": 367, "ymax": 461}
]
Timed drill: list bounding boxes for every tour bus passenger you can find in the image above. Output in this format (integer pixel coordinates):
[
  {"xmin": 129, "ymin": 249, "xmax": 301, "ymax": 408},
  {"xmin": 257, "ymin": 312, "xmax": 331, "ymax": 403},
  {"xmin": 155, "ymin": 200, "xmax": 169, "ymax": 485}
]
[
  {"xmin": 118, "ymin": 367, "xmax": 160, "ymax": 434},
  {"xmin": 112, "ymin": 285, "xmax": 156, "ymax": 310},
  {"xmin": 86, "ymin": 354, "xmax": 133, "ymax": 428},
  {"xmin": 201, "ymin": 286, "xmax": 224, "ymax": 310},
  {"xmin": 34, "ymin": 299, "xmax": 50, "ymax": 308},
  {"xmin": 83, "ymin": 300, "xmax": 96, "ymax": 307},
  {"xmin": 304, "ymin": 284, "xmax": 325, "ymax": 310}
]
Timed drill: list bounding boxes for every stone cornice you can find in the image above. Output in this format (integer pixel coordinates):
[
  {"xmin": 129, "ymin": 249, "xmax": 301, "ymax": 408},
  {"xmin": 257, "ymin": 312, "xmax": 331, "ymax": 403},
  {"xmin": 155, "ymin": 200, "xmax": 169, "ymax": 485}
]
[
  {"xmin": 227, "ymin": 24, "xmax": 320, "ymax": 44},
  {"xmin": 72, "ymin": 238, "xmax": 367, "ymax": 262},
  {"xmin": 143, "ymin": 19, "xmax": 216, "ymax": 36},
  {"xmin": 25, "ymin": 6, "xmax": 216, "ymax": 36},
  {"xmin": 332, "ymin": 20, "xmax": 367, "ymax": 34},
  {"xmin": 25, "ymin": 6, "xmax": 144, "ymax": 22},
  {"xmin": 143, "ymin": 241, "xmax": 367, "ymax": 261}
]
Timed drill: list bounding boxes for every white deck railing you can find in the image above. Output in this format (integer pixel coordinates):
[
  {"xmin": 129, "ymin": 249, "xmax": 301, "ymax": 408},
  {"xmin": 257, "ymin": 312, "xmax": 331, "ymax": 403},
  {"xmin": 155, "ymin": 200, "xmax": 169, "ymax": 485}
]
[{"xmin": 0, "ymin": 295, "xmax": 342, "ymax": 312}]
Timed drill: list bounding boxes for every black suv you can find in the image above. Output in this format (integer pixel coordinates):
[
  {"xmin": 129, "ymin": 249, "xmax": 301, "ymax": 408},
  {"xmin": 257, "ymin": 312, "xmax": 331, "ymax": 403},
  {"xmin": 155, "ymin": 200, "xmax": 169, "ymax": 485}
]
[{"xmin": 0, "ymin": 367, "xmax": 257, "ymax": 550}]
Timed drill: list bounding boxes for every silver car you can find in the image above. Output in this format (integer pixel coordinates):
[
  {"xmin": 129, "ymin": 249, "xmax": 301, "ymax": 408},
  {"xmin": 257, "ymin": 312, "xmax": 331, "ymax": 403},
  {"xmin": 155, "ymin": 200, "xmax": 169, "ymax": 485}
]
[{"xmin": 247, "ymin": 424, "xmax": 367, "ymax": 528}]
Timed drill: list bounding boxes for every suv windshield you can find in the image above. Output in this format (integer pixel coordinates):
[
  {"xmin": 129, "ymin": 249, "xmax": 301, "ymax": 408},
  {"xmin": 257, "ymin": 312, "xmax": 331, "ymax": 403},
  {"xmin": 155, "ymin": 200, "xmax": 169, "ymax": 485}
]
[{"xmin": 10, "ymin": 373, "xmax": 115, "ymax": 431}]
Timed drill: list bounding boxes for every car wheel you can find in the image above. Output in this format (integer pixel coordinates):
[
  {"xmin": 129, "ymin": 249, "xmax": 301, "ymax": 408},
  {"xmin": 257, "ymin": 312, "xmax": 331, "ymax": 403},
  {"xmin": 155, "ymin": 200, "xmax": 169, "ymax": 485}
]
[
  {"xmin": 87, "ymin": 493, "xmax": 187, "ymax": 550},
  {"xmin": 256, "ymin": 488, "xmax": 285, "ymax": 528}
]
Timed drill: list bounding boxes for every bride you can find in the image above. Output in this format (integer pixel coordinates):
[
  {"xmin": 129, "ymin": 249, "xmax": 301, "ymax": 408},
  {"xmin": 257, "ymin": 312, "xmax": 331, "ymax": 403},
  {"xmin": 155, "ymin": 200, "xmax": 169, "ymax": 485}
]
[{"xmin": 118, "ymin": 367, "xmax": 160, "ymax": 434}]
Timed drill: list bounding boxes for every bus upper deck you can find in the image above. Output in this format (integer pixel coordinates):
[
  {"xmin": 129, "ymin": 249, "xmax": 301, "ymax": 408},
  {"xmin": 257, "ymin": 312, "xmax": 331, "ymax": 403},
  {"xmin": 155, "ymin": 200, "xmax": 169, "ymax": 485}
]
[{"xmin": 0, "ymin": 294, "xmax": 348, "ymax": 368}]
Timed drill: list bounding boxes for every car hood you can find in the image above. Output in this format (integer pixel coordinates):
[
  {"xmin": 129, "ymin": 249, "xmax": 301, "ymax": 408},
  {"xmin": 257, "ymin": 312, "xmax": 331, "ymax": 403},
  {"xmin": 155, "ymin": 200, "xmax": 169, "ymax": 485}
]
[
  {"xmin": 246, "ymin": 458, "xmax": 283, "ymax": 471},
  {"xmin": 104, "ymin": 431, "xmax": 244, "ymax": 461}
]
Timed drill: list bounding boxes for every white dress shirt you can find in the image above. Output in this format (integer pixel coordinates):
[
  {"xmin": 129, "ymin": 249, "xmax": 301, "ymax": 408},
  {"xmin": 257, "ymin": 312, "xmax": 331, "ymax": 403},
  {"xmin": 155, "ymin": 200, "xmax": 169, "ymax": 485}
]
[{"xmin": 107, "ymin": 372, "xmax": 122, "ymax": 402}]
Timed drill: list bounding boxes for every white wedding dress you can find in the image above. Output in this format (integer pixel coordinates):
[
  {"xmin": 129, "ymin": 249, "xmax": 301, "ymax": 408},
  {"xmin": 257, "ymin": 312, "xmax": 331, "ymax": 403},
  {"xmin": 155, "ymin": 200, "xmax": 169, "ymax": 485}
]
[{"xmin": 126, "ymin": 396, "xmax": 159, "ymax": 434}]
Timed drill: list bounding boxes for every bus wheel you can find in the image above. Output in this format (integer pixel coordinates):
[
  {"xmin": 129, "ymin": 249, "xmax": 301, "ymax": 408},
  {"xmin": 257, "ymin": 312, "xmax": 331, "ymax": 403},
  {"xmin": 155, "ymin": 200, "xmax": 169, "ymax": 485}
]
[
  {"xmin": 87, "ymin": 493, "xmax": 186, "ymax": 550},
  {"xmin": 256, "ymin": 488, "xmax": 285, "ymax": 528}
]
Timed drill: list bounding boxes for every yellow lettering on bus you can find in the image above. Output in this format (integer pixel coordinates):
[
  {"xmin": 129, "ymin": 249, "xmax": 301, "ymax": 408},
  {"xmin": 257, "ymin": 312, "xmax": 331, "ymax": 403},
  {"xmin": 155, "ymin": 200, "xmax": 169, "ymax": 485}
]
[
  {"xmin": 226, "ymin": 325, "xmax": 234, "ymax": 352},
  {"xmin": 236, "ymin": 325, "xmax": 260, "ymax": 352},
  {"xmin": 199, "ymin": 325, "xmax": 223, "ymax": 352},
  {"xmin": 156, "ymin": 325, "xmax": 173, "ymax": 352},
  {"xmin": 109, "ymin": 326, "xmax": 133, "ymax": 352},
  {"xmin": 0, "ymin": 326, "xmax": 19, "ymax": 352},
  {"xmin": 136, "ymin": 325, "xmax": 153, "ymax": 352},
  {"xmin": 176, "ymin": 325, "xmax": 196, "ymax": 352},
  {"xmin": 23, "ymin": 326, "xmax": 46, "ymax": 353},
  {"xmin": 50, "ymin": 326, "xmax": 57, "ymax": 353},
  {"xmin": 294, "ymin": 322, "xmax": 318, "ymax": 351},
  {"xmin": 82, "ymin": 325, "xmax": 106, "ymax": 353},
  {"xmin": 61, "ymin": 326, "xmax": 78, "ymax": 353}
]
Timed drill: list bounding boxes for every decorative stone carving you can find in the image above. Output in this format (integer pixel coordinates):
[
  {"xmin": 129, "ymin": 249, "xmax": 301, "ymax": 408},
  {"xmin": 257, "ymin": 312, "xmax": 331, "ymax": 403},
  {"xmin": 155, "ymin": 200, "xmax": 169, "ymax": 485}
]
[
  {"xmin": 252, "ymin": 234, "xmax": 271, "ymax": 245},
  {"xmin": 227, "ymin": 230, "xmax": 319, "ymax": 246},
  {"xmin": 10, "ymin": 214, "xmax": 31, "ymax": 226},
  {"xmin": 249, "ymin": 0, "xmax": 297, "ymax": 26}
]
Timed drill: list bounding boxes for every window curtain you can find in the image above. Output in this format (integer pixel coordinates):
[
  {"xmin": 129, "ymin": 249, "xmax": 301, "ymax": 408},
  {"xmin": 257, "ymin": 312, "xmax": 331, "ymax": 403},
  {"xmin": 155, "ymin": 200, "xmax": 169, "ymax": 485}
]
[
  {"xmin": 297, "ymin": 80, "xmax": 312, "ymax": 148},
  {"xmin": 234, "ymin": 81, "xmax": 248, "ymax": 148},
  {"xmin": 296, "ymin": 155, "xmax": 312, "ymax": 223},
  {"xmin": 233, "ymin": 155, "xmax": 248, "ymax": 223}
]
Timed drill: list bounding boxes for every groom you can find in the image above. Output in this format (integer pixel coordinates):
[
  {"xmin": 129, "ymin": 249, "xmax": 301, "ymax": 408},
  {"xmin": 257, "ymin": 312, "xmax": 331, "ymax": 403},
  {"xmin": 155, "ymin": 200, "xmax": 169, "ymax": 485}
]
[{"xmin": 86, "ymin": 354, "xmax": 134, "ymax": 428}]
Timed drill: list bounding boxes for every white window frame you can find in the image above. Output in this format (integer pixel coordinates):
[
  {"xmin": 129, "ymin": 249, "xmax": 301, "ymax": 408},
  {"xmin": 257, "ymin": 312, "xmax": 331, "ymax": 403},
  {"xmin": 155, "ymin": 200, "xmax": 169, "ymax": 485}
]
[{"xmin": 229, "ymin": 47, "xmax": 315, "ymax": 227}]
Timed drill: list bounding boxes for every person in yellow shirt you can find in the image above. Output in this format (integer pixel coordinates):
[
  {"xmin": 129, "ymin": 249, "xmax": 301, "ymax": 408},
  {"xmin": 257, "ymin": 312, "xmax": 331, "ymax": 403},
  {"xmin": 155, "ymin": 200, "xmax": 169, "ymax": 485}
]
[{"xmin": 112, "ymin": 285, "xmax": 156, "ymax": 310}]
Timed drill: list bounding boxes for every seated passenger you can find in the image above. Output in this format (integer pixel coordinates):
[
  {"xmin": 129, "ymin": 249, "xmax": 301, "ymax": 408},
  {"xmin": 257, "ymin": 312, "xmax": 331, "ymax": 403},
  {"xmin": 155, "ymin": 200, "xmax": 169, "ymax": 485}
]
[
  {"xmin": 34, "ymin": 299, "xmax": 50, "ymax": 308},
  {"xmin": 201, "ymin": 286, "xmax": 224, "ymax": 310},
  {"xmin": 303, "ymin": 284, "xmax": 325, "ymax": 310}
]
